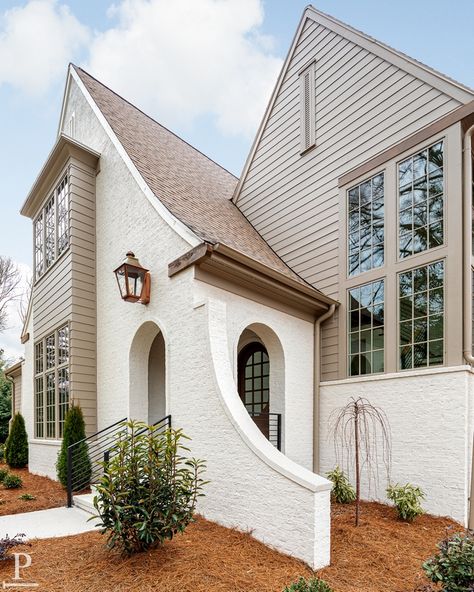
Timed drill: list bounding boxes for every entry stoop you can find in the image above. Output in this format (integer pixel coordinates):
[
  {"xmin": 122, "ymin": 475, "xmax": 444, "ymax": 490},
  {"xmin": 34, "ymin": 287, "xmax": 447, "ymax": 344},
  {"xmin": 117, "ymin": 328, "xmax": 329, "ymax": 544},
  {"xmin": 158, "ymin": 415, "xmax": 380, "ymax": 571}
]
[{"xmin": 73, "ymin": 493, "xmax": 96, "ymax": 515}]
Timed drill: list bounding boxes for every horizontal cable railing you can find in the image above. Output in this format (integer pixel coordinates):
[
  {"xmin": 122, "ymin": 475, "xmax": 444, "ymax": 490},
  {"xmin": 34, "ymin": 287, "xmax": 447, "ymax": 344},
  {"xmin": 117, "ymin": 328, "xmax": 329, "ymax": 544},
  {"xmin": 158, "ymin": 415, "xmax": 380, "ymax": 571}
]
[
  {"xmin": 67, "ymin": 415, "xmax": 172, "ymax": 507},
  {"xmin": 248, "ymin": 412, "xmax": 282, "ymax": 451}
]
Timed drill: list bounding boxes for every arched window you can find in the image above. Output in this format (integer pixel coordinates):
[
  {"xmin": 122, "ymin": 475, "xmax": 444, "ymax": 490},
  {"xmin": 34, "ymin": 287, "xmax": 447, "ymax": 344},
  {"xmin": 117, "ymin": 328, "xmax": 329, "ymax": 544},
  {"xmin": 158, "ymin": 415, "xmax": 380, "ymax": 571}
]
[{"xmin": 238, "ymin": 343, "xmax": 270, "ymax": 415}]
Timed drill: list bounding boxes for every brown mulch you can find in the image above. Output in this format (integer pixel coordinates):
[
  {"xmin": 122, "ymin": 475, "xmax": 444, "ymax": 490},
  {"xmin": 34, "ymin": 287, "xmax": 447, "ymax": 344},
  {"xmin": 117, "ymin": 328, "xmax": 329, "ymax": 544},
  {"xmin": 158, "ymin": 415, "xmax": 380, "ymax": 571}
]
[
  {"xmin": 0, "ymin": 467, "xmax": 65, "ymax": 516},
  {"xmin": 0, "ymin": 501, "xmax": 459, "ymax": 592}
]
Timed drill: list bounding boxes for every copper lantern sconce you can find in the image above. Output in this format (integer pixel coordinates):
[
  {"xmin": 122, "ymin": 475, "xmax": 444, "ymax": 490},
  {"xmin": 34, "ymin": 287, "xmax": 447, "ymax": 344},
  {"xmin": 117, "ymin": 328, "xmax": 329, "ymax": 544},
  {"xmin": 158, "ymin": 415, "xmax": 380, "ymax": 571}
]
[{"xmin": 113, "ymin": 251, "xmax": 151, "ymax": 304}]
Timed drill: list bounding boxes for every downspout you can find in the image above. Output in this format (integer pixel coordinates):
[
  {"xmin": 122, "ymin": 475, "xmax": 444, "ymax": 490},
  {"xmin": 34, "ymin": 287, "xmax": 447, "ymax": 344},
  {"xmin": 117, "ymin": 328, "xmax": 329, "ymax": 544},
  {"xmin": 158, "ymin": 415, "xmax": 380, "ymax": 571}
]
[
  {"xmin": 462, "ymin": 124, "xmax": 474, "ymax": 529},
  {"xmin": 313, "ymin": 303, "xmax": 336, "ymax": 474}
]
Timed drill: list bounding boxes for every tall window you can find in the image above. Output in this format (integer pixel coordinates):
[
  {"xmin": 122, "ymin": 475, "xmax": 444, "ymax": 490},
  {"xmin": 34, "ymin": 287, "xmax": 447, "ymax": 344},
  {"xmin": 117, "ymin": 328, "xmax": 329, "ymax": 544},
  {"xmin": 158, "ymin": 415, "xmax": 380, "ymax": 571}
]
[
  {"xmin": 299, "ymin": 62, "xmax": 316, "ymax": 153},
  {"xmin": 399, "ymin": 141, "xmax": 444, "ymax": 259},
  {"xmin": 238, "ymin": 343, "xmax": 270, "ymax": 415},
  {"xmin": 348, "ymin": 173, "xmax": 384, "ymax": 276},
  {"xmin": 399, "ymin": 261, "xmax": 444, "ymax": 370},
  {"xmin": 348, "ymin": 280, "xmax": 384, "ymax": 376},
  {"xmin": 34, "ymin": 325, "xmax": 69, "ymax": 439},
  {"xmin": 33, "ymin": 175, "xmax": 69, "ymax": 279}
]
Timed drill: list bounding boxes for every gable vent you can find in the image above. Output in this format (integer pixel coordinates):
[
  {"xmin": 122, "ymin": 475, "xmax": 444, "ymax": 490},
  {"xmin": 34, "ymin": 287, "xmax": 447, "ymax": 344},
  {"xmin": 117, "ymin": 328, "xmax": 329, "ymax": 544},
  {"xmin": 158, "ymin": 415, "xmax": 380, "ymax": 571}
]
[
  {"xmin": 299, "ymin": 62, "xmax": 316, "ymax": 153},
  {"xmin": 66, "ymin": 112, "xmax": 76, "ymax": 138}
]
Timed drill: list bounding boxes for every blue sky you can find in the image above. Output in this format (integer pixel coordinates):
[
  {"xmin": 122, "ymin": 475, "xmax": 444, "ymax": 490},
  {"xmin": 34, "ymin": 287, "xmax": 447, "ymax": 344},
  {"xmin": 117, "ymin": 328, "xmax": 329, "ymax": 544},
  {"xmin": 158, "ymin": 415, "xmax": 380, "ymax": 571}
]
[{"xmin": 0, "ymin": 0, "xmax": 473, "ymax": 358}]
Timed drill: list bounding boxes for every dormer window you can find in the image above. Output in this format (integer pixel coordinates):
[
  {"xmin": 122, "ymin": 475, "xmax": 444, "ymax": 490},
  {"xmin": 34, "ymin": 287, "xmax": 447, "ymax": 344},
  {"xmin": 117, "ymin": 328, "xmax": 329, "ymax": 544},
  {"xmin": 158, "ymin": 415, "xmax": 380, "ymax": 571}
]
[
  {"xmin": 299, "ymin": 61, "xmax": 316, "ymax": 153},
  {"xmin": 34, "ymin": 175, "xmax": 69, "ymax": 280}
]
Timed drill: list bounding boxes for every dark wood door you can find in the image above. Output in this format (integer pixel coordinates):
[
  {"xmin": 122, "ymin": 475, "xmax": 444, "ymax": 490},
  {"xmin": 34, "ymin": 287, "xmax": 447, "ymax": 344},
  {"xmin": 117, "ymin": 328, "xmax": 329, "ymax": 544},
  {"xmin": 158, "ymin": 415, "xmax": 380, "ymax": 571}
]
[{"xmin": 238, "ymin": 343, "xmax": 270, "ymax": 439}]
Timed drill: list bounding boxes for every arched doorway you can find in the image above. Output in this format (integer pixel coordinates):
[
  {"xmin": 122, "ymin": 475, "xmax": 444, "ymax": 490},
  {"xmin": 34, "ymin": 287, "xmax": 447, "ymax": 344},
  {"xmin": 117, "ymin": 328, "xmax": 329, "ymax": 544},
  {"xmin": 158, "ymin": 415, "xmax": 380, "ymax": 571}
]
[
  {"xmin": 148, "ymin": 332, "xmax": 166, "ymax": 424},
  {"xmin": 129, "ymin": 321, "xmax": 167, "ymax": 424},
  {"xmin": 238, "ymin": 342, "xmax": 270, "ymax": 438}
]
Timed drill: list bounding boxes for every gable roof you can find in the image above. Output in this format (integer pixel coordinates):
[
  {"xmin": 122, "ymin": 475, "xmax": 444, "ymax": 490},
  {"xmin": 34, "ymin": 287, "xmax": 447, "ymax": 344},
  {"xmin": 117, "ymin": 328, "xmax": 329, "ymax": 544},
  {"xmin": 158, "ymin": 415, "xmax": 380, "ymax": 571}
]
[
  {"xmin": 233, "ymin": 4, "xmax": 474, "ymax": 202},
  {"xmin": 71, "ymin": 65, "xmax": 312, "ymax": 288}
]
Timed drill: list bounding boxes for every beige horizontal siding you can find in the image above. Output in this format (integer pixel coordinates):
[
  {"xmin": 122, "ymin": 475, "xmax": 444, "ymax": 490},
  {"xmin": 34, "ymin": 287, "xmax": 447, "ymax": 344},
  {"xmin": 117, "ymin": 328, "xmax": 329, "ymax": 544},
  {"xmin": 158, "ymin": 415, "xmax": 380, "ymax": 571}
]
[
  {"xmin": 32, "ymin": 157, "xmax": 97, "ymax": 436},
  {"xmin": 237, "ymin": 16, "xmax": 463, "ymax": 380}
]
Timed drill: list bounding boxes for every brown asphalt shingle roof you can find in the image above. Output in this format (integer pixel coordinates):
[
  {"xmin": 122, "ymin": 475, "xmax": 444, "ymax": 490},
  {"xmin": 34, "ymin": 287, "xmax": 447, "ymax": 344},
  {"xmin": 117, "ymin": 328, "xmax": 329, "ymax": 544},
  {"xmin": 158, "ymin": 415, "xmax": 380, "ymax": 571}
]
[{"xmin": 73, "ymin": 66, "xmax": 309, "ymax": 287}]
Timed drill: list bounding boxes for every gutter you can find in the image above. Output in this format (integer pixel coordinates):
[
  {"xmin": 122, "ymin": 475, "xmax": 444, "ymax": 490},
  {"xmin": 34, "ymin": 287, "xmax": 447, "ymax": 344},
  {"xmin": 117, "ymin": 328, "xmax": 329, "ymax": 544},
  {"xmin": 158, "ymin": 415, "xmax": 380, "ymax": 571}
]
[
  {"xmin": 313, "ymin": 303, "xmax": 337, "ymax": 473},
  {"xmin": 462, "ymin": 124, "xmax": 474, "ymax": 530}
]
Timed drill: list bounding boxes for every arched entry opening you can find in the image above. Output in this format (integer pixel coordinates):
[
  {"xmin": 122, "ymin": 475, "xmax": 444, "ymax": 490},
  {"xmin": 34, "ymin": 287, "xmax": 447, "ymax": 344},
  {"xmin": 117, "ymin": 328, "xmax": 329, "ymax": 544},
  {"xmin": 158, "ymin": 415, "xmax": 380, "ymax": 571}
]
[
  {"xmin": 237, "ymin": 324, "xmax": 284, "ymax": 450},
  {"xmin": 129, "ymin": 321, "xmax": 167, "ymax": 424}
]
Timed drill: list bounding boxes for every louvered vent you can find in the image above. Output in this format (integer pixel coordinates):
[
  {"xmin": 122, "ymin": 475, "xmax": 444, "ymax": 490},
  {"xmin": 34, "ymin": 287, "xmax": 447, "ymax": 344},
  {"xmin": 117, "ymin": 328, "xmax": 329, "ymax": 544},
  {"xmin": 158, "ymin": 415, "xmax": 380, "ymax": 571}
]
[{"xmin": 299, "ymin": 62, "xmax": 316, "ymax": 153}]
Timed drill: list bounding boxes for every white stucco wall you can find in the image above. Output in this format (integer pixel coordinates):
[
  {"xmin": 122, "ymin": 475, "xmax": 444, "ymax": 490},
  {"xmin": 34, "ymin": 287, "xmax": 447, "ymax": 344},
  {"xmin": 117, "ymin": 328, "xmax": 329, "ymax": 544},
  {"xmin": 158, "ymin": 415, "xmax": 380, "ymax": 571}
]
[
  {"xmin": 320, "ymin": 366, "xmax": 474, "ymax": 525},
  {"xmin": 55, "ymin": 76, "xmax": 332, "ymax": 568}
]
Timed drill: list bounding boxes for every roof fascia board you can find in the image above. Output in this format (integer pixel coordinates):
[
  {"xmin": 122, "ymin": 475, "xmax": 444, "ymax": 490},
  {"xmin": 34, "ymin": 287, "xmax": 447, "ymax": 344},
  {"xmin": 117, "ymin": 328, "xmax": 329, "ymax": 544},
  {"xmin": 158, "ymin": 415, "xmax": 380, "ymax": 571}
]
[
  {"xmin": 169, "ymin": 242, "xmax": 338, "ymax": 311},
  {"xmin": 57, "ymin": 65, "xmax": 72, "ymax": 137},
  {"xmin": 69, "ymin": 66, "xmax": 201, "ymax": 249},
  {"xmin": 20, "ymin": 134, "xmax": 100, "ymax": 218},
  {"xmin": 232, "ymin": 10, "xmax": 309, "ymax": 203},
  {"xmin": 306, "ymin": 6, "xmax": 474, "ymax": 103}
]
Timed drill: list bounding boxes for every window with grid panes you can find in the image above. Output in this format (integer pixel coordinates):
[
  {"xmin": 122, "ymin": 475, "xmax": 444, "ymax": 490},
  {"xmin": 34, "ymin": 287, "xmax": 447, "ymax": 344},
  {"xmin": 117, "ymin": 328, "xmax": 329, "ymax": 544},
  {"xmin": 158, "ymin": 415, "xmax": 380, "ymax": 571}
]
[
  {"xmin": 348, "ymin": 280, "xmax": 384, "ymax": 376},
  {"xmin": 399, "ymin": 142, "xmax": 444, "ymax": 259},
  {"xmin": 34, "ymin": 325, "xmax": 69, "ymax": 438},
  {"xmin": 399, "ymin": 261, "xmax": 444, "ymax": 369}
]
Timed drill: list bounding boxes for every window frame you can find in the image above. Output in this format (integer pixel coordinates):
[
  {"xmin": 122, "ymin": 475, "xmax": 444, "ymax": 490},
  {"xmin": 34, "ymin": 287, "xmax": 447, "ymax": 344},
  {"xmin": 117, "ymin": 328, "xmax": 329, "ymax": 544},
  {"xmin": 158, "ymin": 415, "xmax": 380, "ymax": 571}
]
[
  {"xmin": 397, "ymin": 259, "xmax": 445, "ymax": 371},
  {"xmin": 33, "ymin": 173, "xmax": 70, "ymax": 282},
  {"xmin": 347, "ymin": 171, "xmax": 385, "ymax": 278},
  {"xmin": 34, "ymin": 323, "xmax": 70, "ymax": 440},
  {"xmin": 347, "ymin": 278, "xmax": 385, "ymax": 377},
  {"xmin": 397, "ymin": 140, "xmax": 445, "ymax": 262}
]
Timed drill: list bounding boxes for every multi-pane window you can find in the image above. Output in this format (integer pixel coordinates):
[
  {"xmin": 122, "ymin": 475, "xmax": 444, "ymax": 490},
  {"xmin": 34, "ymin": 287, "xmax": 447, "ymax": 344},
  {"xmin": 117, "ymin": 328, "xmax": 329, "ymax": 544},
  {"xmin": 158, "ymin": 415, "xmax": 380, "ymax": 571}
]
[
  {"xmin": 348, "ymin": 280, "xmax": 384, "ymax": 376},
  {"xmin": 34, "ymin": 325, "xmax": 69, "ymax": 439},
  {"xmin": 399, "ymin": 261, "xmax": 444, "ymax": 370},
  {"xmin": 33, "ymin": 175, "xmax": 69, "ymax": 279},
  {"xmin": 399, "ymin": 141, "xmax": 444, "ymax": 259},
  {"xmin": 239, "ymin": 344, "xmax": 270, "ymax": 415},
  {"xmin": 348, "ymin": 173, "xmax": 384, "ymax": 276}
]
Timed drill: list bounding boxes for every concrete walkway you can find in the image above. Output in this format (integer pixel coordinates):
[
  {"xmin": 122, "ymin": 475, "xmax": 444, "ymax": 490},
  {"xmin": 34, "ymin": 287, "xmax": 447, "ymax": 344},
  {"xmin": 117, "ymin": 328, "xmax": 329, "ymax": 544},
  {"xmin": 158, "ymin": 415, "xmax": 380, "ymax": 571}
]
[{"xmin": 0, "ymin": 507, "xmax": 101, "ymax": 540}]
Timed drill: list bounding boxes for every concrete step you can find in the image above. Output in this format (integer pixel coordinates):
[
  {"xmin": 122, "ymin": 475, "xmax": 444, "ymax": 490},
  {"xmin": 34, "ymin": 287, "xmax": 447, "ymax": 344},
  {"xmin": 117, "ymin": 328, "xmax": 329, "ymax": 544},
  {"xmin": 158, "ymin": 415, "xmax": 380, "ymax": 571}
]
[{"xmin": 73, "ymin": 493, "xmax": 96, "ymax": 515}]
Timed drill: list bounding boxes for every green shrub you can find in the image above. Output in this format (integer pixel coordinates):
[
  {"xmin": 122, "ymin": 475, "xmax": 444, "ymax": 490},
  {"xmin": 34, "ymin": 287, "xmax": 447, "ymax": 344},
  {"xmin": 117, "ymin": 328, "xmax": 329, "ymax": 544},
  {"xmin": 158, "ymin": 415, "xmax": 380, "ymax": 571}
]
[
  {"xmin": 423, "ymin": 530, "xmax": 474, "ymax": 592},
  {"xmin": 283, "ymin": 577, "xmax": 334, "ymax": 592},
  {"xmin": 56, "ymin": 405, "xmax": 91, "ymax": 489},
  {"xmin": 3, "ymin": 474, "xmax": 22, "ymax": 489},
  {"xmin": 0, "ymin": 468, "xmax": 9, "ymax": 483},
  {"xmin": 386, "ymin": 483, "xmax": 425, "ymax": 522},
  {"xmin": 0, "ymin": 444, "xmax": 5, "ymax": 461},
  {"xmin": 19, "ymin": 493, "xmax": 36, "ymax": 501},
  {"xmin": 5, "ymin": 413, "xmax": 28, "ymax": 469},
  {"xmin": 326, "ymin": 466, "xmax": 356, "ymax": 504},
  {"xmin": 94, "ymin": 420, "xmax": 207, "ymax": 555}
]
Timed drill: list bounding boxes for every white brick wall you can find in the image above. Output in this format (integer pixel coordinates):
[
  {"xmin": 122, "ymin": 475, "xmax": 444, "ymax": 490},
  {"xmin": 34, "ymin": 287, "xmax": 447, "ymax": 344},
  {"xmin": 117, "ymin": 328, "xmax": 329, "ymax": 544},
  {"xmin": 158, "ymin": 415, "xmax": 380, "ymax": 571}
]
[
  {"xmin": 44, "ymin": 78, "xmax": 332, "ymax": 568},
  {"xmin": 320, "ymin": 366, "xmax": 474, "ymax": 525}
]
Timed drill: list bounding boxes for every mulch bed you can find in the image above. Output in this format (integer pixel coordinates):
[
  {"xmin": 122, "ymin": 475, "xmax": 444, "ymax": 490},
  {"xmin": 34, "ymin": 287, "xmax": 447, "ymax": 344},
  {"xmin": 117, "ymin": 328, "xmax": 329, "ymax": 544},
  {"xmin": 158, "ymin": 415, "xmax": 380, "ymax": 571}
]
[
  {"xmin": 0, "ymin": 501, "xmax": 460, "ymax": 591},
  {"xmin": 0, "ymin": 467, "xmax": 65, "ymax": 516}
]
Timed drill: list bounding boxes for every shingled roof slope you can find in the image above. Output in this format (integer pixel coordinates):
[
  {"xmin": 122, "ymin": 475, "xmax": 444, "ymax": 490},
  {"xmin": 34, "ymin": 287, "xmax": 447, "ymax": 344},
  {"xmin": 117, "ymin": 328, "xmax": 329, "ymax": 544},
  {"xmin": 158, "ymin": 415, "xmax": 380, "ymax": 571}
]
[{"xmin": 73, "ymin": 66, "xmax": 308, "ymax": 286}]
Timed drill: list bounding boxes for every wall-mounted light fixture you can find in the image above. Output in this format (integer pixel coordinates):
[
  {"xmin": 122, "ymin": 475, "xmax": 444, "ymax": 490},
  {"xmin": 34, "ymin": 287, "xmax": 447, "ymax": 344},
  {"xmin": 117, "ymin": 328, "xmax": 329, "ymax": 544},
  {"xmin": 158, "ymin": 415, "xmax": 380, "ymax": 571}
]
[{"xmin": 113, "ymin": 251, "xmax": 151, "ymax": 304}]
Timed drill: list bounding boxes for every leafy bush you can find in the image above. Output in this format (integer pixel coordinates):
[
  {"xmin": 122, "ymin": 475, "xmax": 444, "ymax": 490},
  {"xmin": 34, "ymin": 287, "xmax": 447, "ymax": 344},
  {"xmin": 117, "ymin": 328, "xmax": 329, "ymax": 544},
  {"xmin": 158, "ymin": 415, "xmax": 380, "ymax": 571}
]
[
  {"xmin": 283, "ymin": 577, "xmax": 334, "ymax": 592},
  {"xmin": 0, "ymin": 468, "xmax": 9, "ymax": 483},
  {"xmin": 326, "ymin": 466, "xmax": 356, "ymax": 504},
  {"xmin": 56, "ymin": 405, "xmax": 91, "ymax": 489},
  {"xmin": 0, "ymin": 534, "xmax": 27, "ymax": 560},
  {"xmin": 94, "ymin": 421, "xmax": 207, "ymax": 555},
  {"xmin": 3, "ymin": 474, "xmax": 22, "ymax": 489},
  {"xmin": 0, "ymin": 444, "xmax": 5, "ymax": 461},
  {"xmin": 19, "ymin": 493, "xmax": 36, "ymax": 501},
  {"xmin": 5, "ymin": 413, "xmax": 28, "ymax": 469},
  {"xmin": 386, "ymin": 483, "xmax": 425, "ymax": 522},
  {"xmin": 423, "ymin": 530, "xmax": 474, "ymax": 592}
]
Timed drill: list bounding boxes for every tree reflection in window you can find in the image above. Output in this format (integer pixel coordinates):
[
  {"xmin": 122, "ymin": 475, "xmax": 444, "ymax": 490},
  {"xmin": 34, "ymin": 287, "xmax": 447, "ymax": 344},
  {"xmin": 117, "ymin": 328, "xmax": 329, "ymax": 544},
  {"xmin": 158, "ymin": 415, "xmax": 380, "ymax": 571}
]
[
  {"xmin": 348, "ymin": 173, "xmax": 384, "ymax": 276},
  {"xmin": 348, "ymin": 280, "xmax": 384, "ymax": 376},
  {"xmin": 399, "ymin": 260, "xmax": 444, "ymax": 370},
  {"xmin": 399, "ymin": 141, "xmax": 444, "ymax": 259}
]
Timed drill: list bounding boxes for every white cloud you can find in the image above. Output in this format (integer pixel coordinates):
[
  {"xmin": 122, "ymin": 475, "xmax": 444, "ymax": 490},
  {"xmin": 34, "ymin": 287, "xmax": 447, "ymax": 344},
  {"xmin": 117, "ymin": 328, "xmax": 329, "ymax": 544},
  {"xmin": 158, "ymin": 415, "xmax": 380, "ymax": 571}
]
[
  {"xmin": 0, "ymin": 0, "xmax": 90, "ymax": 95},
  {"xmin": 87, "ymin": 0, "xmax": 282, "ymax": 137}
]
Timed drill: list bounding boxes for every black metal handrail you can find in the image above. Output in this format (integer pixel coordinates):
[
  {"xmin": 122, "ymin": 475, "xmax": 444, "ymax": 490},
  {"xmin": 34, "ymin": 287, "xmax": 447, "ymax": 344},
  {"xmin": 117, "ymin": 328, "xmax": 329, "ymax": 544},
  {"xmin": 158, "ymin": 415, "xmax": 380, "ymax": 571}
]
[
  {"xmin": 248, "ymin": 411, "xmax": 282, "ymax": 451},
  {"xmin": 66, "ymin": 415, "xmax": 172, "ymax": 507}
]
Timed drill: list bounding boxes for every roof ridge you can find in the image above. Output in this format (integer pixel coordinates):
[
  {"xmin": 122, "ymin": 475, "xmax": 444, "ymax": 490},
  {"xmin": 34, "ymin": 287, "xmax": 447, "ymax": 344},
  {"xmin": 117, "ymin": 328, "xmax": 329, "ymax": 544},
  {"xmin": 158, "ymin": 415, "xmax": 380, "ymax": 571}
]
[
  {"xmin": 71, "ymin": 64, "xmax": 238, "ymax": 182},
  {"xmin": 306, "ymin": 4, "xmax": 474, "ymax": 98}
]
